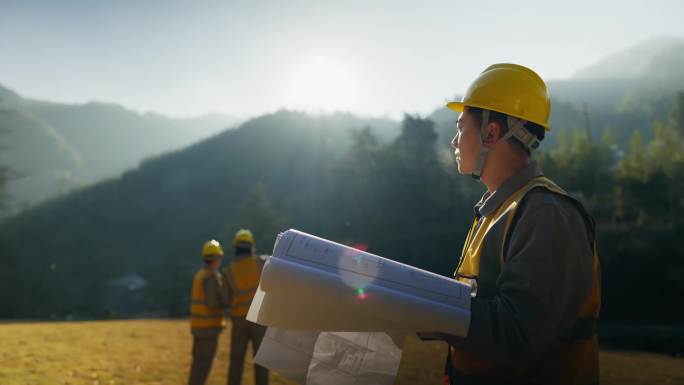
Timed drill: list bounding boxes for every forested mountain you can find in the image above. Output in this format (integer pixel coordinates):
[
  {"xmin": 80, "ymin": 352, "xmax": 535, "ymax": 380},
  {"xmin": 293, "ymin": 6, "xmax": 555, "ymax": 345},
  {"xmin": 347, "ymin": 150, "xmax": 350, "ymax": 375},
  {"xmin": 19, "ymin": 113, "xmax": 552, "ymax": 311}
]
[{"xmin": 0, "ymin": 111, "xmax": 402, "ymax": 317}]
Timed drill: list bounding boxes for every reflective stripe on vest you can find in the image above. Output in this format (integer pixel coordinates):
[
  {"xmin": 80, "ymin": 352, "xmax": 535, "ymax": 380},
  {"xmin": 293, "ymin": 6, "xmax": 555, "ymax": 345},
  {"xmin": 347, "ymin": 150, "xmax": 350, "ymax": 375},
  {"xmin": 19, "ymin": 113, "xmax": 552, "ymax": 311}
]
[
  {"xmin": 190, "ymin": 268, "xmax": 226, "ymax": 329},
  {"xmin": 225, "ymin": 257, "xmax": 262, "ymax": 318},
  {"xmin": 450, "ymin": 176, "xmax": 601, "ymax": 385}
]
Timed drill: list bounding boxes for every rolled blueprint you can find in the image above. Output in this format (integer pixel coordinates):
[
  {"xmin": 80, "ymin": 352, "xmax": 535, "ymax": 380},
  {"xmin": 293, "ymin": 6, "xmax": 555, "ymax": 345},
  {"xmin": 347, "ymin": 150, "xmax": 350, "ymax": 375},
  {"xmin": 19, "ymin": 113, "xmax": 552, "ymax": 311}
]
[{"xmin": 248, "ymin": 229, "xmax": 471, "ymax": 337}]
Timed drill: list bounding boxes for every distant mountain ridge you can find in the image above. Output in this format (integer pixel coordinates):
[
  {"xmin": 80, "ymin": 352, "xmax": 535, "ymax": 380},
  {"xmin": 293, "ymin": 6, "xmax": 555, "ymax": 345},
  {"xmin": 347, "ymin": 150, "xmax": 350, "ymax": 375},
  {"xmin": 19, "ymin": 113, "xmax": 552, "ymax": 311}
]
[
  {"xmin": 0, "ymin": 83, "xmax": 22, "ymax": 103},
  {"xmin": 548, "ymin": 37, "xmax": 684, "ymax": 114},
  {"xmin": 0, "ymin": 84, "xmax": 240, "ymax": 214},
  {"xmin": 573, "ymin": 37, "xmax": 684, "ymax": 80}
]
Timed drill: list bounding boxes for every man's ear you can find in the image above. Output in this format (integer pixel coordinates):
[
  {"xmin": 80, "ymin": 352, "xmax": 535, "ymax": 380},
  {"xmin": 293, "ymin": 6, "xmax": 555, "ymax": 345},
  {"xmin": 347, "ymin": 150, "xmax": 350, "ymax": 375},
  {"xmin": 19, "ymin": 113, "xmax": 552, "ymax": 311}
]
[{"xmin": 483, "ymin": 121, "xmax": 502, "ymax": 146}]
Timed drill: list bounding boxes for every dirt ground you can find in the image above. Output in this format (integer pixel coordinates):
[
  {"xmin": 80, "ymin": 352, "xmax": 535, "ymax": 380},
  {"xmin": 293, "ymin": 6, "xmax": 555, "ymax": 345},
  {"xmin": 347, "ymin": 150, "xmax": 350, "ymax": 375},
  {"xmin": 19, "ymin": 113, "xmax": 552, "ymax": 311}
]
[{"xmin": 0, "ymin": 319, "xmax": 681, "ymax": 385}]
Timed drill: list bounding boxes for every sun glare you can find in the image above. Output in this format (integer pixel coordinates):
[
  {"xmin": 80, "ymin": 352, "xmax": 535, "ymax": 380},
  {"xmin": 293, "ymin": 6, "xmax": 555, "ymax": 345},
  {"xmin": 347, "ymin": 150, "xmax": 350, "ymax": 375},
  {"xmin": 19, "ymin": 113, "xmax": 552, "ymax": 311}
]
[{"xmin": 287, "ymin": 55, "xmax": 359, "ymax": 112}]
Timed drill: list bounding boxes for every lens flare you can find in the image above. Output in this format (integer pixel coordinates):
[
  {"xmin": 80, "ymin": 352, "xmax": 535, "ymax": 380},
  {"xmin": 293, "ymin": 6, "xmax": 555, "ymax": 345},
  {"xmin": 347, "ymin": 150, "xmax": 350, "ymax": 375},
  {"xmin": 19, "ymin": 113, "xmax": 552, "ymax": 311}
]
[{"xmin": 352, "ymin": 243, "xmax": 369, "ymax": 252}]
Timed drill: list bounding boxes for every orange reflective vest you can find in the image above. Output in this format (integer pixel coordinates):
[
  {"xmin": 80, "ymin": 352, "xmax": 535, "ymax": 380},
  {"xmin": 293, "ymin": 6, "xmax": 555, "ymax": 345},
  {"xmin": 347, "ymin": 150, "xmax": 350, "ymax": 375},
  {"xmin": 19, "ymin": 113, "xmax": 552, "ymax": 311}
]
[
  {"xmin": 190, "ymin": 268, "xmax": 227, "ymax": 329},
  {"xmin": 224, "ymin": 256, "xmax": 262, "ymax": 318},
  {"xmin": 451, "ymin": 176, "xmax": 601, "ymax": 385}
]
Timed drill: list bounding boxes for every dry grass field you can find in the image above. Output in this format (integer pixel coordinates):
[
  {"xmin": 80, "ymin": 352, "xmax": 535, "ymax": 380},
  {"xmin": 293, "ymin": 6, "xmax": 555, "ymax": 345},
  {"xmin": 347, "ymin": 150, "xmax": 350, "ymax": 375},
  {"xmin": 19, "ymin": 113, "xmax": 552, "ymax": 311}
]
[{"xmin": 0, "ymin": 319, "xmax": 681, "ymax": 385}]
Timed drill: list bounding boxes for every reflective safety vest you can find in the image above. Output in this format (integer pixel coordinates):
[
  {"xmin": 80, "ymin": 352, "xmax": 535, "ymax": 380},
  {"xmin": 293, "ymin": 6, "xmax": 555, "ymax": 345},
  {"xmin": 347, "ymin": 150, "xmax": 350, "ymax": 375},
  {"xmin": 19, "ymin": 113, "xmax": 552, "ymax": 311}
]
[
  {"xmin": 224, "ymin": 256, "xmax": 262, "ymax": 318},
  {"xmin": 190, "ymin": 268, "xmax": 227, "ymax": 329},
  {"xmin": 451, "ymin": 176, "xmax": 601, "ymax": 385}
]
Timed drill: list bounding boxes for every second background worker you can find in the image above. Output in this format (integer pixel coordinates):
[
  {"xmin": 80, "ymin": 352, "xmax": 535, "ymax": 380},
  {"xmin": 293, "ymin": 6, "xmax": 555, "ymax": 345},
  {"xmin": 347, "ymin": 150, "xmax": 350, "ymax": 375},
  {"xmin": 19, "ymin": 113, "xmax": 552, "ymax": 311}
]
[{"xmin": 224, "ymin": 229, "xmax": 269, "ymax": 385}]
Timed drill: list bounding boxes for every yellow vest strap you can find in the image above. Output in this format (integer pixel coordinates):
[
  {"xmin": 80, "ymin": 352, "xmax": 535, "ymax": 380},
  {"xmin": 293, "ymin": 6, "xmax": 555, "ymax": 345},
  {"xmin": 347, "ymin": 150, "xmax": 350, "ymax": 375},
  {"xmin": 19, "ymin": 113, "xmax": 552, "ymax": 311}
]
[{"xmin": 191, "ymin": 313, "xmax": 225, "ymax": 319}]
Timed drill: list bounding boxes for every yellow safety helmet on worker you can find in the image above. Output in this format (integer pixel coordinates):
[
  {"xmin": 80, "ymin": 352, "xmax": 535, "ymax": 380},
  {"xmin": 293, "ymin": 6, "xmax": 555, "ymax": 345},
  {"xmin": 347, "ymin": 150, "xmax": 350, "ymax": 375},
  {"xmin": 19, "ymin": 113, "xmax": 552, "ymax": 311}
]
[
  {"xmin": 201, "ymin": 239, "xmax": 224, "ymax": 260},
  {"xmin": 448, "ymin": 63, "xmax": 551, "ymax": 179},
  {"xmin": 447, "ymin": 63, "xmax": 551, "ymax": 129},
  {"xmin": 233, "ymin": 229, "xmax": 255, "ymax": 246}
]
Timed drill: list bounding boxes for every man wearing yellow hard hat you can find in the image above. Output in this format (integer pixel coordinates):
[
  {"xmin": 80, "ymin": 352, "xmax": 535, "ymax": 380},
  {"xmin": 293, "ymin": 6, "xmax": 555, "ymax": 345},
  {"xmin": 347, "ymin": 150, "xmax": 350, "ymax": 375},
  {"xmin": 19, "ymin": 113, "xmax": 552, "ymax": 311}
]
[
  {"xmin": 420, "ymin": 64, "xmax": 600, "ymax": 385},
  {"xmin": 188, "ymin": 240, "xmax": 230, "ymax": 385},
  {"xmin": 224, "ymin": 229, "xmax": 269, "ymax": 385}
]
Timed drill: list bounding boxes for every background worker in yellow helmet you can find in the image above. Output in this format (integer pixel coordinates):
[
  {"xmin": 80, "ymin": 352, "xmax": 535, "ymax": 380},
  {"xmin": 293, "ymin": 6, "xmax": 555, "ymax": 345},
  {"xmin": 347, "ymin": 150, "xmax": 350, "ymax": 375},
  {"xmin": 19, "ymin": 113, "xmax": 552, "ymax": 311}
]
[
  {"xmin": 419, "ymin": 64, "xmax": 601, "ymax": 385},
  {"xmin": 224, "ymin": 229, "xmax": 268, "ymax": 385},
  {"xmin": 188, "ymin": 240, "xmax": 230, "ymax": 385}
]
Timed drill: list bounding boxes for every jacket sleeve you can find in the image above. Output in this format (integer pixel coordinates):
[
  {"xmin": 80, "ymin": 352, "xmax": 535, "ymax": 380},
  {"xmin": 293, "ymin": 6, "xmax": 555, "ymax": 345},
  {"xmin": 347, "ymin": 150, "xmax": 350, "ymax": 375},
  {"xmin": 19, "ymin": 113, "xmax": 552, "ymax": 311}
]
[
  {"xmin": 440, "ymin": 192, "xmax": 595, "ymax": 366},
  {"xmin": 222, "ymin": 269, "xmax": 233, "ymax": 307},
  {"xmin": 203, "ymin": 270, "xmax": 230, "ymax": 309}
]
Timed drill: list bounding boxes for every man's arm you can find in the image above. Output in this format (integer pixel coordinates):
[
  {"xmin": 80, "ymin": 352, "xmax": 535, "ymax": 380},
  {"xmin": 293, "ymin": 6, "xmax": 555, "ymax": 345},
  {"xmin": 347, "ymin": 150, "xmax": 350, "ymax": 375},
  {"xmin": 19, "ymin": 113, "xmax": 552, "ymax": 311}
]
[
  {"xmin": 222, "ymin": 269, "xmax": 233, "ymax": 310},
  {"xmin": 203, "ymin": 270, "xmax": 230, "ymax": 308},
  {"xmin": 437, "ymin": 192, "xmax": 594, "ymax": 366}
]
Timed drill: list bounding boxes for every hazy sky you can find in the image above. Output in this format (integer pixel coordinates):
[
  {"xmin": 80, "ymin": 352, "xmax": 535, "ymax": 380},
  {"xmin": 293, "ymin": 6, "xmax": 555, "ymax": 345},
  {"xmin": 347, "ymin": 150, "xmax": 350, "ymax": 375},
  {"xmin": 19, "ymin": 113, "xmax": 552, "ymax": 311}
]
[{"xmin": 1, "ymin": 0, "xmax": 683, "ymax": 119}]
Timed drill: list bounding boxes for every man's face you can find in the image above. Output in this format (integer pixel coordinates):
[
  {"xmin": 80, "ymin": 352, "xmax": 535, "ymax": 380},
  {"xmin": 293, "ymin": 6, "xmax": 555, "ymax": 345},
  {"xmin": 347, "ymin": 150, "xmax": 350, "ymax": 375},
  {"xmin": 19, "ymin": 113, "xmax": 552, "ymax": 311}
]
[{"xmin": 450, "ymin": 110, "xmax": 481, "ymax": 175}]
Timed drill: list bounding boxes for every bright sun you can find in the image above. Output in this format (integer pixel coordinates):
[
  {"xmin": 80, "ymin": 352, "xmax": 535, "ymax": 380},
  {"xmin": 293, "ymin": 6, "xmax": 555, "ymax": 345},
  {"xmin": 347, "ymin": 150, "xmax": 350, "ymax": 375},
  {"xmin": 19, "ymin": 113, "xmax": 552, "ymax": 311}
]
[{"xmin": 288, "ymin": 55, "xmax": 359, "ymax": 112}]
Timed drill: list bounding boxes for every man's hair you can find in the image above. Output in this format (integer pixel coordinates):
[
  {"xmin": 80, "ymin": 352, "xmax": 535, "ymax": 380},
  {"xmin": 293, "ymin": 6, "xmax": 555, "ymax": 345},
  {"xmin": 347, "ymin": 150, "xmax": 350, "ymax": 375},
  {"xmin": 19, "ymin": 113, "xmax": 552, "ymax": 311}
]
[
  {"xmin": 465, "ymin": 106, "xmax": 545, "ymax": 155},
  {"xmin": 235, "ymin": 245, "xmax": 252, "ymax": 257}
]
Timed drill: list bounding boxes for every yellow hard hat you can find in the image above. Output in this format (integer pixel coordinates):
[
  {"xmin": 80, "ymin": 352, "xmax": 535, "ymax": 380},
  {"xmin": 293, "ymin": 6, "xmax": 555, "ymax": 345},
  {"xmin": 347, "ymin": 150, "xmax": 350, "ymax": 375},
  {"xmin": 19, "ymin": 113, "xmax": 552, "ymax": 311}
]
[
  {"xmin": 202, "ymin": 240, "xmax": 224, "ymax": 259},
  {"xmin": 233, "ymin": 229, "xmax": 255, "ymax": 246},
  {"xmin": 447, "ymin": 63, "xmax": 551, "ymax": 130}
]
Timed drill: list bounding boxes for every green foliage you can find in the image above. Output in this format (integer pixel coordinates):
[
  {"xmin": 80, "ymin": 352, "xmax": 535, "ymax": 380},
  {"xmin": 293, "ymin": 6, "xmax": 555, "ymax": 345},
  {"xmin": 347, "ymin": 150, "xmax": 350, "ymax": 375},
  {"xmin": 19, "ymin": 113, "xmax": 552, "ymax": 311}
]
[
  {"xmin": 614, "ymin": 112, "xmax": 684, "ymax": 226},
  {"xmin": 0, "ymin": 127, "xmax": 8, "ymax": 214},
  {"xmin": 616, "ymin": 92, "xmax": 684, "ymax": 227},
  {"xmin": 221, "ymin": 183, "xmax": 288, "ymax": 256},
  {"xmin": 669, "ymin": 92, "xmax": 684, "ymax": 136},
  {"xmin": 329, "ymin": 115, "xmax": 480, "ymax": 274},
  {"xmin": 536, "ymin": 129, "xmax": 616, "ymax": 219},
  {"xmin": 0, "ymin": 167, "xmax": 6, "ymax": 213}
]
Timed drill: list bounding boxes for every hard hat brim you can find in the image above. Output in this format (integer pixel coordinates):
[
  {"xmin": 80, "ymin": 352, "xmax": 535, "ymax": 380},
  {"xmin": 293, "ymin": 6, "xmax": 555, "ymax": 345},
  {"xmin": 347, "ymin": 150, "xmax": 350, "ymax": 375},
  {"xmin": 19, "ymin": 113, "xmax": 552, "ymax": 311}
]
[
  {"xmin": 446, "ymin": 101, "xmax": 466, "ymax": 112},
  {"xmin": 446, "ymin": 101, "xmax": 550, "ymax": 131}
]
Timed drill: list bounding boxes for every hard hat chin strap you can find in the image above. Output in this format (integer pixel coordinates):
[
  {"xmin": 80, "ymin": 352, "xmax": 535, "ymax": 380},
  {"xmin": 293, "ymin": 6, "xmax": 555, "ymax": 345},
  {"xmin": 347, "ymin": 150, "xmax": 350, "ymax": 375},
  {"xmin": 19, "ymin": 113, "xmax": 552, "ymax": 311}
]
[
  {"xmin": 471, "ymin": 110, "xmax": 490, "ymax": 180},
  {"xmin": 470, "ymin": 113, "xmax": 538, "ymax": 180},
  {"xmin": 505, "ymin": 116, "xmax": 540, "ymax": 151}
]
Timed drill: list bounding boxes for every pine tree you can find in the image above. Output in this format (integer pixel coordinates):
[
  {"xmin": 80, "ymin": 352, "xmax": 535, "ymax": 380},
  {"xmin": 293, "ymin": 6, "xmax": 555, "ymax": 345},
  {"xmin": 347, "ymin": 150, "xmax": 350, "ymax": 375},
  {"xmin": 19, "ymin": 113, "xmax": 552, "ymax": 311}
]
[
  {"xmin": 669, "ymin": 91, "xmax": 684, "ymax": 136},
  {"xmin": 222, "ymin": 183, "xmax": 287, "ymax": 256}
]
